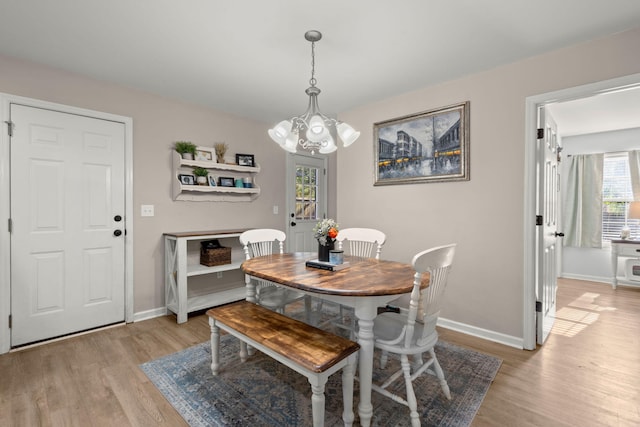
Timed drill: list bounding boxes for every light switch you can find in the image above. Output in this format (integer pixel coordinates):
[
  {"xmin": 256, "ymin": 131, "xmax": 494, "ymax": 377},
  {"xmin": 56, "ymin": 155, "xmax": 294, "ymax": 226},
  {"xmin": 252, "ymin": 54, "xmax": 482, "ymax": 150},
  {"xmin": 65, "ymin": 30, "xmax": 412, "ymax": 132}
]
[
  {"xmin": 141, "ymin": 205, "xmax": 154, "ymax": 217},
  {"xmin": 273, "ymin": 205, "xmax": 279, "ymax": 215}
]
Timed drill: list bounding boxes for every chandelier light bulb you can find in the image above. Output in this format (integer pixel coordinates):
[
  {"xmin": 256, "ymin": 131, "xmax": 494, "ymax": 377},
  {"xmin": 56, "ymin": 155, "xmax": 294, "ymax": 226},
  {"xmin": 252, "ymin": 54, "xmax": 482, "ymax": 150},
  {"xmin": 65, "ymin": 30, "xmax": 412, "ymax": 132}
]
[
  {"xmin": 308, "ymin": 115, "xmax": 325, "ymax": 135},
  {"xmin": 268, "ymin": 120, "xmax": 293, "ymax": 146},
  {"xmin": 337, "ymin": 122, "xmax": 361, "ymax": 147}
]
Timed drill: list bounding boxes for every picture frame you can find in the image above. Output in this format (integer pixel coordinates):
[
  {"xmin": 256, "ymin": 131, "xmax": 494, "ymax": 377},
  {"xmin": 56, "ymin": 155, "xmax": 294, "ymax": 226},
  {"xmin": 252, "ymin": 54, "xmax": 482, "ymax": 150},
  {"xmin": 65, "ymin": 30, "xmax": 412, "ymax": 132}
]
[
  {"xmin": 178, "ymin": 174, "xmax": 196, "ymax": 185},
  {"xmin": 374, "ymin": 101, "xmax": 470, "ymax": 185},
  {"xmin": 235, "ymin": 153, "xmax": 255, "ymax": 167},
  {"xmin": 208, "ymin": 175, "xmax": 217, "ymax": 186},
  {"xmin": 195, "ymin": 146, "xmax": 214, "ymax": 162},
  {"xmin": 219, "ymin": 177, "xmax": 235, "ymax": 187}
]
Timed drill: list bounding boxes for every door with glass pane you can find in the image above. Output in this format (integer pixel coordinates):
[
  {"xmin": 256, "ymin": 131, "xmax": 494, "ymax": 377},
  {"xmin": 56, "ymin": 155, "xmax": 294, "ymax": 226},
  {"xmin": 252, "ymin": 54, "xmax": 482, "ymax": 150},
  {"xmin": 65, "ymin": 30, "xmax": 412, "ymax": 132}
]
[{"xmin": 286, "ymin": 154, "xmax": 327, "ymax": 252}]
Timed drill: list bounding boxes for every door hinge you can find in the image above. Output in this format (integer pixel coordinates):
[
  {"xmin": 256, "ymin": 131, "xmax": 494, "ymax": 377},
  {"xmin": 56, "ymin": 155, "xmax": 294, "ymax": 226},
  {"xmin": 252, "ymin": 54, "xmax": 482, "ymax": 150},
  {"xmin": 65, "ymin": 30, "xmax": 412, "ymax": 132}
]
[
  {"xmin": 8, "ymin": 315, "xmax": 11, "ymax": 328},
  {"xmin": 536, "ymin": 301, "xmax": 542, "ymax": 313},
  {"xmin": 323, "ymin": 168, "xmax": 326, "ymax": 176},
  {"xmin": 5, "ymin": 121, "xmax": 13, "ymax": 137},
  {"xmin": 537, "ymin": 128, "xmax": 544, "ymax": 139},
  {"xmin": 536, "ymin": 215, "xmax": 543, "ymax": 226},
  {"xmin": 7, "ymin": 218, "xmax": 12, "ymax": 233}
]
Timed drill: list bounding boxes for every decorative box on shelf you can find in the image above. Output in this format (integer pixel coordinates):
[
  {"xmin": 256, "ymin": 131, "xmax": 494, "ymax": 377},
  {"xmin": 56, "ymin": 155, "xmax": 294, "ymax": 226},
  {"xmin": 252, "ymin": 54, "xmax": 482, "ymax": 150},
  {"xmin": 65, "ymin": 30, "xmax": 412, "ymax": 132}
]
[{"xmin": 200, "ymin": 239, "xmax": 232, "ymax": 267}]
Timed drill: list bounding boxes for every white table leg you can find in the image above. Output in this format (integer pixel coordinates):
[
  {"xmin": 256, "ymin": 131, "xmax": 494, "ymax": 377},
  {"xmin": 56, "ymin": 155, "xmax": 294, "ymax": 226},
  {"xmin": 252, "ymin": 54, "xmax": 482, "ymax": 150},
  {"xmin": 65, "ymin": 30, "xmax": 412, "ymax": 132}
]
[{"xmin": 355, "ymin": 304, "xmax": 377, "ymax": 427}]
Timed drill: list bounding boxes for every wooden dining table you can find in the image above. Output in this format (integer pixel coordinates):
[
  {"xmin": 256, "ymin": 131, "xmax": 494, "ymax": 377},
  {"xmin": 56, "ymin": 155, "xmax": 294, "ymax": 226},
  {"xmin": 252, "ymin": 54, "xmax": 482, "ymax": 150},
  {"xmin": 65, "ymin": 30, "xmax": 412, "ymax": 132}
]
[{"xmin": 241, "ymin": 252, "xmax": 426, "ymax": 427}]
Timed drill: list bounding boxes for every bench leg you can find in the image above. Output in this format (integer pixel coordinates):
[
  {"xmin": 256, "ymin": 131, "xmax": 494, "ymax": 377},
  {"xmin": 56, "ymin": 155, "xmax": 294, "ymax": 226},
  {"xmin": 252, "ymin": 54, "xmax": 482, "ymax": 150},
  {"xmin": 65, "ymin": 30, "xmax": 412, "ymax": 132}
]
[
  {"xmin": 208, "ymin": 318, "xmax": 220, "ymax": 375},
  {"xmin": 342, "ymin": 354, "xmax": 357, "ymax": 427},
  {"xmin": 308, "ymin": 377, "xmax": 327, "ymax": 427}
]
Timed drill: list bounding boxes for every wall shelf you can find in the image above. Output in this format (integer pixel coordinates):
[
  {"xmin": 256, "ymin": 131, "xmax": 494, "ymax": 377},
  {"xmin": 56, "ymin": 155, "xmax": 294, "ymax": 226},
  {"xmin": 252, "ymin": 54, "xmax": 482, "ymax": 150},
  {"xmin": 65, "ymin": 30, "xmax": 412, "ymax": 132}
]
[{"xmin": 172, "ymin": 150, "xmax": 260, "ymax": 202}]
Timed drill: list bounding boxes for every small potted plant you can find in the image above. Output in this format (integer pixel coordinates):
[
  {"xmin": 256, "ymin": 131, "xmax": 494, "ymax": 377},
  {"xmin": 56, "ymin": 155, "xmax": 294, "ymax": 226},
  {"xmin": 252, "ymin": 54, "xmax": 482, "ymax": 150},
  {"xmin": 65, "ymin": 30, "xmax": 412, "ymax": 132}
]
[
  {"xmin": 175, "ymin": 141, "xmax": 197, "ymax": 160},
  {"xmin": 214, "ymin": 142, "xmax": 228, "ymax": 164},
  {"xmin": 192, "ymin": 167, "xmax": 209, "ymax": 185}
]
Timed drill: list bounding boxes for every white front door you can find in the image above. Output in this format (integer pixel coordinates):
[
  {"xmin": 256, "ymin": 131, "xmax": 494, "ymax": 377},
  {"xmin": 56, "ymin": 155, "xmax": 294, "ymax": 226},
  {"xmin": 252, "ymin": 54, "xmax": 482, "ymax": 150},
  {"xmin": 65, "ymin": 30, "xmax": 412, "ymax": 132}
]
[
  {"xmin": 10, "ymin": 104, "xmax": 126, "ymax": 346},
  {"xmin": 536, "ymin": 106, "xmax": 559, "ymax": 345},
  {"xmin": 286, "ymin": 154, "xmax": 327, "ymax": 252}
]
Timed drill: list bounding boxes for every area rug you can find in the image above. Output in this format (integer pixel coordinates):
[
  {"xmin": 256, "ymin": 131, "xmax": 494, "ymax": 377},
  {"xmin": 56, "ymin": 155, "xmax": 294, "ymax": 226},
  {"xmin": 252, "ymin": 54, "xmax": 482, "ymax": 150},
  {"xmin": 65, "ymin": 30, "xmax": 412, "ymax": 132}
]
[{"xmin": 140, "ymin": 333, "xmax": 501, "ymax": 426}]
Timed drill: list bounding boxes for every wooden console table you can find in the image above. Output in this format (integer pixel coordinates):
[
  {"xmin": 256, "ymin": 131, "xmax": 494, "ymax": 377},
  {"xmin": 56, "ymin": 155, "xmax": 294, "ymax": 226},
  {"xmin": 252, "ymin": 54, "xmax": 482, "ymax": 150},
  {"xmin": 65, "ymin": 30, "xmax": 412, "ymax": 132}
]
[{"xmin": 164, "ymin": 229, "xmax": 249, "ymax": 323}]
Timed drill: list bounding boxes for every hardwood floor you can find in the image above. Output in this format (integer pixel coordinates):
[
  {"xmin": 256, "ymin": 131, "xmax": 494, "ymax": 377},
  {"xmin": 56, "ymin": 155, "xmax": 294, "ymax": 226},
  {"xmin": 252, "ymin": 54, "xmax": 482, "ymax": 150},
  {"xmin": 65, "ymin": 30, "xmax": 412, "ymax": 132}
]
[{"xmin": 1, "ymin": 278, "xmax": 638, "ymax": 426}]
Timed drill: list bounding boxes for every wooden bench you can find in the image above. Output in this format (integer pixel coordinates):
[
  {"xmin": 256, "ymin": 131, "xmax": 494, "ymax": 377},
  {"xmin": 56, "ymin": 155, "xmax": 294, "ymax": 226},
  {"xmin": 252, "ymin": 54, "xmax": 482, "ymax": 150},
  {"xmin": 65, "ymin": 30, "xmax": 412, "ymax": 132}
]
[{"xmin": 206, "ymin": 300, "xmax": 360, "ymax": 427}]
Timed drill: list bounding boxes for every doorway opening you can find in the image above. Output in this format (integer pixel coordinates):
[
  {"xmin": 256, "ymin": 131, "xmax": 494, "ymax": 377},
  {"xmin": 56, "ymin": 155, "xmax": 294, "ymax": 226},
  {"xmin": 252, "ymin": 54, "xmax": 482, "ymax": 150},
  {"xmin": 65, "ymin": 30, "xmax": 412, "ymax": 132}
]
[{"xmin": 523, "ymin": 73, "xmax": 640, "ymax": 349}]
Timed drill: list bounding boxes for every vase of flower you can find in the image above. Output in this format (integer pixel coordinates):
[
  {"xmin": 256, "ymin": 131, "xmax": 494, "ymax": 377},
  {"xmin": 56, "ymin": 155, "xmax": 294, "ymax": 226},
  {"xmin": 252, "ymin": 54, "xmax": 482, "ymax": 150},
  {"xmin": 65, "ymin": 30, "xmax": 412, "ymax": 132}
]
[
  {"xmin": 313, "ymin": 218, "xmax": 339, "ymax": 262},
  {"xmin": 318, "ymin": 239, "xmax": 335, "ymax": 262}
]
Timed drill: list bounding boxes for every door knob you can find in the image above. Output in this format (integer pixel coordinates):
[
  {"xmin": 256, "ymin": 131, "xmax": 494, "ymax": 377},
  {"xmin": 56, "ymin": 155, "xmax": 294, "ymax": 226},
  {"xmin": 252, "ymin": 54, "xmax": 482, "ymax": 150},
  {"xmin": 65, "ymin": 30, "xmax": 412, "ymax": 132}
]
[
  {"xmin": 555, "ymin": 232, "xmax": 565, "ymax": 237},
  {"xmin": 290, "ymin": 221, "xmax": 297, "ymax": 227},
  {"xmin": 114, "ymin": 229, "xmax": 123, "ymax": 237}
]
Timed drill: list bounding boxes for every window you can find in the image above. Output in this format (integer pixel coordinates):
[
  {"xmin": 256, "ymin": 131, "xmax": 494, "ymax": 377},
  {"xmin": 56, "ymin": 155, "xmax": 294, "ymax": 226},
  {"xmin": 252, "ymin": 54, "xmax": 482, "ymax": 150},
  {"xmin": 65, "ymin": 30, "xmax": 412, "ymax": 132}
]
[
  {"xmin": 295, "ymin": 165, "xmax": 319, "ymax": 220},
  {"xmin": 602, "ymin": 153, "xmax": 640, "ymax": 242}
]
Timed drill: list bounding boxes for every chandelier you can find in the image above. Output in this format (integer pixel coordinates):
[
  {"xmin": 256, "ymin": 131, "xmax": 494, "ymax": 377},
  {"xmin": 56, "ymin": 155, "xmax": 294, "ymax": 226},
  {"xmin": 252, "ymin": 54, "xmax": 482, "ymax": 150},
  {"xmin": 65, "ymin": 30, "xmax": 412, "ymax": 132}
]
[{"xmin": 268, "ymin": 30, "xmax": 360, "ymax": 154}]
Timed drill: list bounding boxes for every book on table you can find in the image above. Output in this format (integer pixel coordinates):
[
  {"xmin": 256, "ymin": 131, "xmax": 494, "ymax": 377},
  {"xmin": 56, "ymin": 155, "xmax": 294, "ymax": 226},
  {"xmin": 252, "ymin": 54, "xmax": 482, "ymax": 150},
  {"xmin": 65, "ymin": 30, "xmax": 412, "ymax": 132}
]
[{"xmin": 305, "ymin": 259, "xmax": 350, "ymax": 271}]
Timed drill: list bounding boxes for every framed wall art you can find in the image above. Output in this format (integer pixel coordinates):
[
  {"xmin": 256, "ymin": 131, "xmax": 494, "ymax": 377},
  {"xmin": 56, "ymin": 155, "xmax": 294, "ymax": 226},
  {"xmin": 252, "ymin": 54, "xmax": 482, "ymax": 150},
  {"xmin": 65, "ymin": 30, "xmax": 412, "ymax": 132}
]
[
  {"xmin": 235, "ymin": 153, "xmax": 255, "ymax": 167},
  {"xmin": 374, "ymin": 101, "xmax": 470, "ymax": 185}
]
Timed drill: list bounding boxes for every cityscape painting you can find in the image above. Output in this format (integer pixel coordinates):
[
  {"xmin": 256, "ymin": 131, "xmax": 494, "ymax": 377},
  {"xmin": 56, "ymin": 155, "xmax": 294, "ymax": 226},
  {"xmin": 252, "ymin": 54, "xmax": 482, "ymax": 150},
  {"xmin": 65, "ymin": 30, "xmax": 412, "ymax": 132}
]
[{"xmin": 374, "ymin": 102, "xmax": 470, "ymax": 185}]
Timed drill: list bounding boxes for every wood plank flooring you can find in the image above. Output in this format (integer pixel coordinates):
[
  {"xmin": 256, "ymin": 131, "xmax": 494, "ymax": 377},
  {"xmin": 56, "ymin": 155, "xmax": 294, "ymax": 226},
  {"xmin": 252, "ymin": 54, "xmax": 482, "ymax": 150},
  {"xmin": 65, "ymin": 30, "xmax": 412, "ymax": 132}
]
[{"xmin": 1, "ymin": 278, "xmax": 638, "ymax": 426}]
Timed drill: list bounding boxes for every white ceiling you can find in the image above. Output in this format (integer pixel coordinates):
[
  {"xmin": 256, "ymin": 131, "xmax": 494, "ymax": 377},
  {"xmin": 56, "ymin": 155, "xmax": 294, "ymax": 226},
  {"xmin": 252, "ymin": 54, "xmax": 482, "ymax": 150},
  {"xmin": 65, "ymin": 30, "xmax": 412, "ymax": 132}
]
[
  {"xmin": 547, "ymin": 87, "xmax": 640, "ymax": 137},
  {"xmin": 1, "ymin": 1, "xmax": 640, "ymax": 132}
]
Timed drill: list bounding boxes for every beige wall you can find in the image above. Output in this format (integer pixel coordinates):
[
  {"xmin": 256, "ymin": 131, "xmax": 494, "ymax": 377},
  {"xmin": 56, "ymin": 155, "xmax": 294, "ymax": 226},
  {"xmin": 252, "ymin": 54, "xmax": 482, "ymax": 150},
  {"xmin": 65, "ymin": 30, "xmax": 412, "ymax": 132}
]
[
  {"xmin": 336, "ymin": 27, "xmax": 640, "ymax": 340},
  {"xmin": 2, "ymin": 26, "xmax": 639, "ymax": 341},
  {"xmin": 0, "ymin": 54, "xmax": 289, "ymax": 314}
]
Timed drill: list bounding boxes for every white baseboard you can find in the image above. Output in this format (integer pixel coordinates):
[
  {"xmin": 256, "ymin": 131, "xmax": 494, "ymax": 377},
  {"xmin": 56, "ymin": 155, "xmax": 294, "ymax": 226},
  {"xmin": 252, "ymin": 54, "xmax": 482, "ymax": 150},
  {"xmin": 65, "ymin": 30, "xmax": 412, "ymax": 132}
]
[
  {"xmin": 437, "ymin": 317, "xmax": 524, "ymax": 349},
  {"xmin": 132, "ymin": 306, "xmax": 525, "ymax": 350},
  {"xmin": 559, "ymin": 273, "xmax": 611, "ymax": 284},
  {"xmin": 133, "ymin": 307, "xmax": 169, "ymax": 322}
]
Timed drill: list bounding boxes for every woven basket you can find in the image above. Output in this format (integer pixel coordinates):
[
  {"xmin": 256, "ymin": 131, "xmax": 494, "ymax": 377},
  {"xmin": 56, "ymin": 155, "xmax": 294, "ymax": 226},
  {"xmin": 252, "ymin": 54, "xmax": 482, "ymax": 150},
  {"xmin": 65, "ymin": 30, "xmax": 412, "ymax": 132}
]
[{"xmin": 200, "ymin": 246, "xmax": 232, "ymax": 267}]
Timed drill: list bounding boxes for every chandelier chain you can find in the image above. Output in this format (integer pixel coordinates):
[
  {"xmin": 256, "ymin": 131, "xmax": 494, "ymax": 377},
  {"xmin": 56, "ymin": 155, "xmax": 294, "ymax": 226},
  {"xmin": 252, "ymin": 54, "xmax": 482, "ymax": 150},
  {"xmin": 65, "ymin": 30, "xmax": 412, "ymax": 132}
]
[{"xmin": 309, "ymin": 40, "xmax": 316, "ymax": 87}]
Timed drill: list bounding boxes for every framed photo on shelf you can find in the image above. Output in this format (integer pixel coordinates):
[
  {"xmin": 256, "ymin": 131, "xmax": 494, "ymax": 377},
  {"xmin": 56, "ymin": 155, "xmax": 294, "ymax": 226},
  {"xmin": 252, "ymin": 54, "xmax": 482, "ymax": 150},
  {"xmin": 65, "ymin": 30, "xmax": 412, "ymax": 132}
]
[
  {"xmin": 195, "ymin": 147, "xmax": 214, "ymax": 162},
  {"xmin": 235, "ymin": 153, "xmax": 255, "ymax": 167},
  {"xmin": 219, "ymin": 177, "xmax": 235, "ymax": 187},
  {"xmin": 178, "ymin": 174, "xmax": 196, "ymax": 185},
  {"xmin": 208, "ymin": 175, "xmax": 217, "ymax": 186},
  {"xmin": 374, "ymin": 101, "xmax": 470, "ymax": 186}
]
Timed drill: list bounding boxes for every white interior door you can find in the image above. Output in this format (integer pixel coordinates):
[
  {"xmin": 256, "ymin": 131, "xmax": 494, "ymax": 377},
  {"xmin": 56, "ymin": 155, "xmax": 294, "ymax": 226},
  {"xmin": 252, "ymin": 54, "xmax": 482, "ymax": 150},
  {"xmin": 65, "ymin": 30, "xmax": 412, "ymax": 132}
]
[
  {"xmin": 10, "ymin": 104, "xmax": 126, "ymax": 346},
  {"xmin": 286, "ymin": 154, "xmax": 327, "ymax": 252},
  {"xmin": 536, "ymin": 106, "xmax": 559, "ymax": 345}
]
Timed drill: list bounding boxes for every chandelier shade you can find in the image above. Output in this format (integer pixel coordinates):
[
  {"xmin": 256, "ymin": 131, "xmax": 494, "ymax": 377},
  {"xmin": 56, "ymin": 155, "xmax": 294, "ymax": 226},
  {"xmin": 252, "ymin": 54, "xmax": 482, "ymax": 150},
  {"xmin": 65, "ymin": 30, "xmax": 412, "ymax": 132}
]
[{"xmin": 268, "ymin": 30, "xmax": 360, "ymax": 154}]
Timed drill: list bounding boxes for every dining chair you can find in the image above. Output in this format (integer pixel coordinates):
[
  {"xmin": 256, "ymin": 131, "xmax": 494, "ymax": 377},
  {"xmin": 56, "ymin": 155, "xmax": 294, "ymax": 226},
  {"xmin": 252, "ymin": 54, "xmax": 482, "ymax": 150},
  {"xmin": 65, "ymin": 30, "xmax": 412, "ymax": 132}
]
[
  {"xmin": 335, "ymin": 227, "xmax": 386, "ymax": 259},
  {"xmin": 329, "ymin": 228, "xmax": 387, "ymax": 336},
  {"xmin": 367, "ymin": 243, "xmax": 456, "ymax": 427},
  {"xmin": 239, "ymin": 229, "xmax": 308, "ymax": 317}
]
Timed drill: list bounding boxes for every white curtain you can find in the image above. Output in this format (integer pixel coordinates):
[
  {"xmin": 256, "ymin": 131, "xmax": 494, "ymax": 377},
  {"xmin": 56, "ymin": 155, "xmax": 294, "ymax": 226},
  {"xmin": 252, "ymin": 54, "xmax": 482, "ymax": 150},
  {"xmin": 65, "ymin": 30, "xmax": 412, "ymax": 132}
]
[
  {"xmin": 564, "ymin": 154, "xmax": 604, "ymax": 248},
  {"xmin": 629, "ymin": 150, "xmax": 640, "ymax": 199}
]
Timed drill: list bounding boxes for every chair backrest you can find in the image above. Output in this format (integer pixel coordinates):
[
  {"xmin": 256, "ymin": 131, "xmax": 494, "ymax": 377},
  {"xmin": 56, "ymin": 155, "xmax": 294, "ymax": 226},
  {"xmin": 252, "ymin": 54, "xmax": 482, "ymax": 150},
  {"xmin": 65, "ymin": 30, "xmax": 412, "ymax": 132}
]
[
  {"xmin": 335, "ymin": 228, "xmax": 386, "ymax": 259},
  {"xmin": 239, "ymin": 229, "xmax": 286, "ymax": 259},
  {"xmin": 405, "ymin": 244, "xmax": 456, "ymax": 348}
]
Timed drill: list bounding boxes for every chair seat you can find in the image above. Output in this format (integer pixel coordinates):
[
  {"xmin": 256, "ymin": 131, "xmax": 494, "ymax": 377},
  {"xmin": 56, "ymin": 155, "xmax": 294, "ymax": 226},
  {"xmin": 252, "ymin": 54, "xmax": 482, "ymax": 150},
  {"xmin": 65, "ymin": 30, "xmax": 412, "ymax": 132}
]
[
  {"xmin": 373, "ymin": 313, "xmax": 438, "ymax": 353},
  {"xmin": 258, "ymin": 285, "xmax": 306, "ymax": 310}
]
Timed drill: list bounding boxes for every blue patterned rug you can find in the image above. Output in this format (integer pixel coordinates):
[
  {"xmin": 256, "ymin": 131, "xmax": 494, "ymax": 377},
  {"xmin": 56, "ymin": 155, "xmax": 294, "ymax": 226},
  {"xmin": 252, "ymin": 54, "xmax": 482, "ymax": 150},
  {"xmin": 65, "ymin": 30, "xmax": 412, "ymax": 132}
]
[{"xmin": 140, "ymin": 332, "xmax": 501, "ymax": 426}]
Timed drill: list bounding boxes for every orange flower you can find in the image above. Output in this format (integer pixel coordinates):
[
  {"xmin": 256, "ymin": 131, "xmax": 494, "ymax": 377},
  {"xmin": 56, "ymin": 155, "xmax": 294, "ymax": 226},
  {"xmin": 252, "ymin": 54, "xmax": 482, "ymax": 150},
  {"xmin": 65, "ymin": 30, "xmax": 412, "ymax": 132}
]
[{"xmin": 327, "ymin": 227, "xmax": 338, "ymax": 239}]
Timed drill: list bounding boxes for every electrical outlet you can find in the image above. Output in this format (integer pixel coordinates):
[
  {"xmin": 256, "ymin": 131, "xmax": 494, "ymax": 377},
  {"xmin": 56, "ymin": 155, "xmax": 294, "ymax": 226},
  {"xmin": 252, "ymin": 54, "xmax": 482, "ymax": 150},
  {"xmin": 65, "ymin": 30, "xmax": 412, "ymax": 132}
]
[
  {"xmin": 217, "ymin": 272, "xmax": 223, "ymax": 278},
  {"xmin": 273, "ymin": 205, "xmax": 279, "ymax": 215},
  {"xmin": 141, "ymin": 205, "xmax": 154, "ymax": 217}
]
